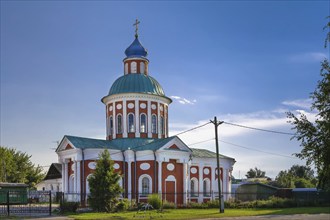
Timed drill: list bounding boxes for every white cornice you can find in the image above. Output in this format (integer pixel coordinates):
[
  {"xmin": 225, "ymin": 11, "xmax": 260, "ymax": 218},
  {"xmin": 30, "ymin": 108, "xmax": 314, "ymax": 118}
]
[{"xmin": 102, "ymin": 93, "xmax": 172, "ymax": 105}]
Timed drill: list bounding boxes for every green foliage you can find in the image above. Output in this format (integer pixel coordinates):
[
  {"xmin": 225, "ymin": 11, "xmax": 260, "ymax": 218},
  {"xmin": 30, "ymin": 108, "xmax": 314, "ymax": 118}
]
[
  {"xmin": 224, "ymin": 196, "xmax": 296, "ymax": 209},
  {"xmin": 0, "ymin": 146, "xmax": 45, "ymax": 188},
  {"xmin": 162, "ymin": 200, "xmax": 176, "ymax": 209},
  {"xmin": 88, "ymin": 150, "xmax": 123, "ymax": 212},
  {"xmin": 115, "ymin": 199, "xmax": 130, "ymax": 212},
  {"xmin": 294, "ymin": 178, "xmax": 315, "ymax": 188},
  {"xmin": 147, "ymin": 194, "xmax": 161, "ymax": 209},
  {"xmin": 245, "ymin": 167, "xmax": 266, "ymax": 178},
  {"xmin": 60, "ymin": 201, "xmax": 80, "ymax": 213},
  {"xmin": 287, "ymin": 60, "xmax": 330, "ymax": 191}
]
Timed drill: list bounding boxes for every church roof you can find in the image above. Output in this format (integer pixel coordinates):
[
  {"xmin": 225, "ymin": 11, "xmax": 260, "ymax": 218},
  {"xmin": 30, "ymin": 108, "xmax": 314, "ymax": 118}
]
[
  {"xmin": 191, "ymin": 148, "xmax": 235, "ymax": 160},
  {"xmin": 125, "ymin": 36, "xmax": 148, "ymax": 58},
  {"xmin": 107, "ymin": 73, "xmax": 167, "ymax": 97},
  {"xmin": 60, "ymin": 135, "xmax": 188, "ymax": 152}
]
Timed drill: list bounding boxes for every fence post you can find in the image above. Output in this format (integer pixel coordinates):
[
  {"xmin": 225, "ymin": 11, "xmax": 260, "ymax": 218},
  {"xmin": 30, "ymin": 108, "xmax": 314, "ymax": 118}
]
[
  {"xmin": 49, "ymin": 191, "xmax": 52, "ymax": 216},
  {"xmin": 6, "ymin": 191, "xmax": 9, "ymax": 217}
]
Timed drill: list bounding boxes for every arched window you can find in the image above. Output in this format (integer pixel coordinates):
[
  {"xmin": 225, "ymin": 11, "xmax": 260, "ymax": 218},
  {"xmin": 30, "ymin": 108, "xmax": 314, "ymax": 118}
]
[
  {"xmin": 109, "ymin": 116, "xmax": 113, "ymax": 134},
  {"xmin": 117, "ymin": 115, "xmax": 122, "ymax": 134},
  {"xmin": 151, "ymin": 115, "xmax": 157, "ymax": 134},
  {"xmin": 142, "ymin": 177, "xmax": 149, "ymax": 195},
  {"xmin": 140, "ymin": 114, "xmax": 147, "ymax": 133},
  {"xmin": 160, "ymin": 116, "xmax": 164, "ymax": 135},
  {"xmin": 131, "ymin": 62, "xmax": 137, "ymax": 73},
  {"xmin": 190, "ymin": 178, "xmax": 198, "ymax": 197},
  {"xmin": 128, "ymin": 113, "xmax": 135, "ymax": 133},
  {"xmin": 203, "ymin": 178, "xmax": 211, "ymax": 197},
  {"xmin": 124, "ymin": 63, "xmax": 128, "ymax": 74},
  {"xmin": 140, "ymin": 62, "xmax": 145, "ymax": 74},
  {"xmin": 139, "ymin": 174, "xmax": 152, "ymax": 197}
]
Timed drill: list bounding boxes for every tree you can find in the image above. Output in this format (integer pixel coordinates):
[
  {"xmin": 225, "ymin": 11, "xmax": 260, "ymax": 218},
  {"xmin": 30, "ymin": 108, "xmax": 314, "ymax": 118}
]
[
  {"xmin": 245, "ymin": 167, "xmax": 266, "ymax": 178},
  {"xmin": 0, "ymin": 146, "xmax": 45, "ymax": 188},
  {"xmin": 274, "ymin": 165, "xmax": 316, "ymax": 188},
  {"xmin": 287, "ymin": 20, "xmax": 330, "ymax": 191},
  {"xmin": 88, "ymin": 149, "xmax": 122, "ymax": 212}
]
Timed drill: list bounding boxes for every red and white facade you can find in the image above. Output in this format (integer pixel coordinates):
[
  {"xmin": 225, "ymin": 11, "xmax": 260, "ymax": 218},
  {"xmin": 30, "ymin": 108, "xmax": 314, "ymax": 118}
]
[{"xmin": 56, "ymin": 31, "xmax": 235, "ymax": 206}]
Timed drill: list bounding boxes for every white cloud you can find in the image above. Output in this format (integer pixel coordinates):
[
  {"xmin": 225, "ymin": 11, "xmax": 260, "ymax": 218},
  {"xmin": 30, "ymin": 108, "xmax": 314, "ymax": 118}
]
[
  {"xmin": 171, "ymin": 95, "xmax": 197, "ymax": 105},
  {"xmin": 282, "ymin": 98, "xmax": 312, "ymax": 109},
  {"xmin": 169, "ymin": 104, "xmax": 311, "ymax": 178},
  {"xmin": 288, "ymin": 52, "xmax": 327, "ymax": 63}
]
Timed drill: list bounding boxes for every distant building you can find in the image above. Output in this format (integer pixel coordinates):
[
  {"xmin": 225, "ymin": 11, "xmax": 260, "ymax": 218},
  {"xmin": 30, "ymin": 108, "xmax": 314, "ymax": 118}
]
[
  {"xmin": 55, "ymin": 23, "xmax": 235, "ymax": 205},
  {"xmin": 235, "ymin": 182, "xmax": 278, "ymax": 201},
  {"xmin": 36, "ymin": 163, "xmax": 62, "ymax": 192}
]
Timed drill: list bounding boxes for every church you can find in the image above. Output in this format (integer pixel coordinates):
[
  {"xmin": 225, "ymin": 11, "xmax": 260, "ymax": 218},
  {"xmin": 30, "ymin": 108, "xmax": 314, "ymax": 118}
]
[{"xmin": 56, "ymin": 22, "xmax": 236, "ymax": 206}]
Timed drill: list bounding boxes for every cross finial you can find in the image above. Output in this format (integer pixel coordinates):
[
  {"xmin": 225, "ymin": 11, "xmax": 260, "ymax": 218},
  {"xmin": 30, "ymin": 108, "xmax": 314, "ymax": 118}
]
[{"xmin": 133, "ymin": 19, "xmax": 140, "ymax": 37}]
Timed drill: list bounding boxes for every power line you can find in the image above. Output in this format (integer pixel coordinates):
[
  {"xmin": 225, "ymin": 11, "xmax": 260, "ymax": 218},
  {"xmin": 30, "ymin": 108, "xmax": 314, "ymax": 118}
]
[
  {"xmin": 173, "ymin": 122, "xmax": 211, "ymax": 136},
  {"xmin": 219, "ymin": 139, "xmax": 297, "ymax": 159},
  {"xmin": 222, "ymin": 121, "xmax": 295, "ymax": 136},
  {"xmin": 187, "ymin": 138, "xmax": 214, "ymax": 146}
]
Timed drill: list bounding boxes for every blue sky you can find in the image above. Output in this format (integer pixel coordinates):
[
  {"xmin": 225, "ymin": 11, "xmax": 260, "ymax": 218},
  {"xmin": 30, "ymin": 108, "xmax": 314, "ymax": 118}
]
[{"xmin": 1, "ymin": 1, "xmax": 329, "ymax": 179}]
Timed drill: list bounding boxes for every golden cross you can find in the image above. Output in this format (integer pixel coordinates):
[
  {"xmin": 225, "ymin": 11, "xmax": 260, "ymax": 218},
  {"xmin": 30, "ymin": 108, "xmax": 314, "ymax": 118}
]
[{"xmin": 133, "ymin": 19, "xmax": 140, "ymax": 36}]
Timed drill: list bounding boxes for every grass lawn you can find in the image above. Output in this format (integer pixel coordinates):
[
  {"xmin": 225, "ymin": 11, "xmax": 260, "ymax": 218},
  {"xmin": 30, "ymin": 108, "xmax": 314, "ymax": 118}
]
[{"xmin": 68, "ymin": 206, "xmax": 330, "ymax": 219}]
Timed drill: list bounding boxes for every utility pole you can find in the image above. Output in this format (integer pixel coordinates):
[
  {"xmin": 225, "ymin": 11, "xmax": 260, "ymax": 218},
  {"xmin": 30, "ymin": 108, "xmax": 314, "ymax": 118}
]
[{"xmin": 210, "ymin": 116, "xmax": 224, "ymax": 213}]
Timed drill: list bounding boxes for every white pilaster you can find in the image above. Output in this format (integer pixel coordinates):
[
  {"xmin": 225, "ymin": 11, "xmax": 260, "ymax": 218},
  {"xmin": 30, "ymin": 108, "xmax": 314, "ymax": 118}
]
[
  {"xmin": 157, "ymin": 102, "xmax": 161, "ymax": 138},
  {"xmin": 62, "ymin": 162, "xmax": 66, "ymax": 193},
  {"xmin": 77, "ymin": 161, "xmax": 81, "ymax": 194},
  {"xmin": 123, "ymin": 100, "xmax": 127, "ymax": 138},
  {"xmin": 128, "ymin": 161, "xmax": 132, "ymax": 200},
  {"xmin": 223, "ymin": 168, "xmax": 228, "ymax": 200},
  {"xmin": 147, "ymin": 100, "xmax": 152, "ymax": 138},
  {"xmin": 74, "ymin": 161, "xmax": 77, "ymax": 193},
  {"xmin": 183, "ymin": 163, "xmax": 188, "ymax": 205},
  {"xmin": 112, "ymin": 103, "xmax": 116, "ymax": 138},
  {"xmin": 135, "ymin": 100, "xmax": 140, "ymax": 137},
  {"xmin": 164, "ymin": 105, "xmax": 167, "ymax": 138},
  {"xmin": 158, "ymin": 161, "xmax": 162, "ymax": 194},
  {"xmin": 187, "ymin": 163, "xmax": 191, "ymax": 202},
  {"xmin": 64, "ymin": 162, "xmax": 68, "ymax": 193},
  {"xmin": 198, "ymin": 164, "xmax": 204, "ymax": 203}
]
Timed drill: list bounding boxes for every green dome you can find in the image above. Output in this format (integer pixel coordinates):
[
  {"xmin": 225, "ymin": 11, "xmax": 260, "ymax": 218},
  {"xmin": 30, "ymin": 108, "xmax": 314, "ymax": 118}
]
[{"xmin": 108, "ymin": 74, "xmax": 165, "ymax": 96}]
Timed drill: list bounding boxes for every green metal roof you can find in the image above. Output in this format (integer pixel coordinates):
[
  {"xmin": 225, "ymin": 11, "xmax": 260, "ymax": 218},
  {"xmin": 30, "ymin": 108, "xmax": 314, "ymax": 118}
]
[
  {"xmin": 108, "ymin": 74, "xmax": 166, "ymax": 96},
  {"xmin": 59, "ymin": 135, "xmax": 185, "ymax": 152},
  {"xmin": 191, "ymin": 148, "xmax": 235, "ymax": 160}
]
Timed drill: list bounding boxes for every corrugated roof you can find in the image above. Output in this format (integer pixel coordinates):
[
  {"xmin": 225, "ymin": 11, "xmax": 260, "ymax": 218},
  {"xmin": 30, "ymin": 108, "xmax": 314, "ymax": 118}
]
[
  {"xmin": 191, "ymin": 148, "xmax": 235, "ymax": 160},
  {"xmin": 62, "ymin": 135, "xmax": 183, "ymax": 152}
]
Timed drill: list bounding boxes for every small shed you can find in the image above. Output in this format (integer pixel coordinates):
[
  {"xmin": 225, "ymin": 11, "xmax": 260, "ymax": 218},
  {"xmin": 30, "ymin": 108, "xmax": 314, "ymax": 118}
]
[
  {"xmin": 235, "ymin": 182, "xmax": 278, "ymax": 201},
  {"xmin": 0, "ymin": 182, "xmax": 28, "ymax": 204}
]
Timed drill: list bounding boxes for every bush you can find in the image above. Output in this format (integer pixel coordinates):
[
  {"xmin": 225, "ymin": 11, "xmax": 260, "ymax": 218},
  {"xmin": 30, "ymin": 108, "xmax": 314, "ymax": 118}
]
[
  {"xmin": 60, "ymin": 201, "xmax": 79, "ymax": 213},
  {"xmin": 147, "ymin": 194, "xmax": 161, "ymax": 209},
  {"xmin": 206, "ymin": 200, "xmax": 219, "ymax": 208},
  {"xmin": 162, "ymin": 200, "xmax": 175, "ymax": 209},
  {"xmin": 115, "ymin": 199, "xmax": 130, "ymax": 212}
]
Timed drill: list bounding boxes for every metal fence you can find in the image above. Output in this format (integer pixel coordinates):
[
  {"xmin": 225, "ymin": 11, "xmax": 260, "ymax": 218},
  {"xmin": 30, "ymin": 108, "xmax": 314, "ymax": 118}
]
[
  {"xmin": 61, "ymin": 191, "xmax": 330, "ymax": 208},
  {"xmin": 0, "ymin": 190, "xmax": 58, "ymax": 217}
]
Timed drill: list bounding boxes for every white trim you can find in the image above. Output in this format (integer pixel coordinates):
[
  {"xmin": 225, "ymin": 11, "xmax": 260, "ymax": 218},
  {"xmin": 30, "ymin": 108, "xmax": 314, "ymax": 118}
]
[
  {"xmin": 135, "ymin": 100, "xmax": 140, "ymax": 137},
  {"xmin": 147, "ymin": 100, "xmax": 152, "ymax": 138},
  {"xmin": 139, "ymin": 174, "xmax": 152, "ymax": 197},
  {"xmin": 123, "ymin": 100, "xmax": 127, "ymax": 137}
]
